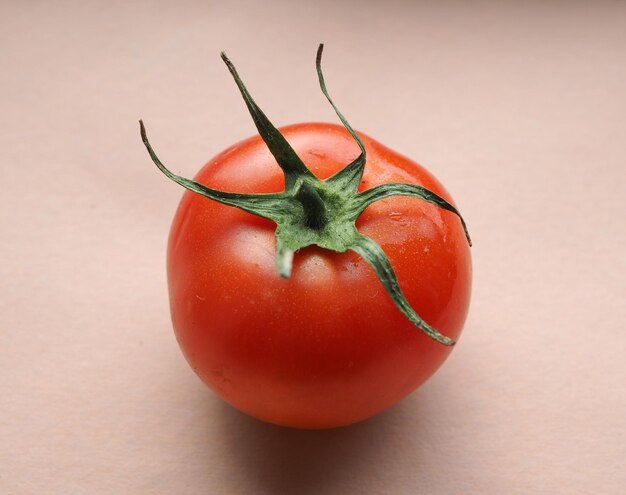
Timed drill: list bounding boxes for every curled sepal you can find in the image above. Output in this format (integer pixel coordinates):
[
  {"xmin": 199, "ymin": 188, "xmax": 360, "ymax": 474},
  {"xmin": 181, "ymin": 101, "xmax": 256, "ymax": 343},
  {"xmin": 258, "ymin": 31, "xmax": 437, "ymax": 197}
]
[
  {"xmin": 274, "ymin": 235, "xmax": 295, "ymax": 278},
  {"xmin": 349, "ymin": 234, "xmax": 456, "ymax": 346},
  {"xmin": 352, "ymin": 182, "xmax": 472, "ymax": 246},
  {"xmin": 220, "ymin": 52, "xmax": 316, "ymax": 191},
  {"xmin": 140, "ymin": 120, "xmax": 287, "ymax": 222},
  {"xmin": 315, "ymin": 44, "xmax": 367, "ymax": 192}
]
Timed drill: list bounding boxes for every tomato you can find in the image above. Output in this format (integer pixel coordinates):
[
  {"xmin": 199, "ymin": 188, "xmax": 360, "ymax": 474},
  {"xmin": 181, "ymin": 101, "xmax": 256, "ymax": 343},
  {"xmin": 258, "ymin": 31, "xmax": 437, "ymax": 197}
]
[{"xmin": 141, "ymin": 45, "xmax": 472, "ymax": 429}]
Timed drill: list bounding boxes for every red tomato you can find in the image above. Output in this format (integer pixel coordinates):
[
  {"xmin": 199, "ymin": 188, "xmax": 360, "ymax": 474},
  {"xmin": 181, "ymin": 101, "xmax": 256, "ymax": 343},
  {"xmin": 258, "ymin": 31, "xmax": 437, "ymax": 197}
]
[{"xmin": 166, "ymin": 122, "xmax": 471, "ymax": 428}]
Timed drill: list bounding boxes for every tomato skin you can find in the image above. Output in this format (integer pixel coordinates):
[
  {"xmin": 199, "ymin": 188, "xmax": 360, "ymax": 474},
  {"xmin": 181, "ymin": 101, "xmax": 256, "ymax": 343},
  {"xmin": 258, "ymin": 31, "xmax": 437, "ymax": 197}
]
[{"xmin": 167, "ymin": 122, "xmax": 471, "ymax": 429}]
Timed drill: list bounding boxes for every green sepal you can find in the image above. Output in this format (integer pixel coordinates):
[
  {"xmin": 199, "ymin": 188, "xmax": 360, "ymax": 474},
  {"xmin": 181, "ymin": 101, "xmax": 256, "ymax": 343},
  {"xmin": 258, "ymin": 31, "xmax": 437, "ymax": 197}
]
[
  {"xmin": 274, "ymin": 234, "xmax": 295, "ymax": 278},
  {"xmin": 350, "ymin": 234, "xmax": 456, "ymax": 346},
  {"xmin": 352, "ymin": 182, "xmax": 472, "ymax": 246},
  {"xmin": 315, "ymin": 44, "xmax": 367, "ymax": 193},
  {"xmin": 140, "ymin": 120, "xmax": 288, "ymax": 222},
  {"xmin": 220, "ymin": 52, "xmax": 316, "ymax": 191}
]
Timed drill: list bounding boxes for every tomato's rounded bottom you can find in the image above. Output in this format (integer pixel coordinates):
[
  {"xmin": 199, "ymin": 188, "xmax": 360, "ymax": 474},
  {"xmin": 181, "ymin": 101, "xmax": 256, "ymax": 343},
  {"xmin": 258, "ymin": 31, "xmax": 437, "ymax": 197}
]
[{"xmin": 182, "ymin": 318, "xmax": 459, "ymax": 430}]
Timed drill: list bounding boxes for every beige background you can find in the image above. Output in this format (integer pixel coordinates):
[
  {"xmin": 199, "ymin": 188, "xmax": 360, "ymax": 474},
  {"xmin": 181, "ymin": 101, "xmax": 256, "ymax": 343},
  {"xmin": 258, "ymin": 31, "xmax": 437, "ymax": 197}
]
[{"xmin": 1, "ymin": 1, "xmax": 625, "ymax": 493}]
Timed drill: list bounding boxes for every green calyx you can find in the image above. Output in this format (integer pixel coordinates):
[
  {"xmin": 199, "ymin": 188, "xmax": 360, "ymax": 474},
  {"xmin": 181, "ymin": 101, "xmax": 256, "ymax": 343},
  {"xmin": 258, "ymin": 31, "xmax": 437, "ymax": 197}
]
[{"xmin": 140, "ymin": 44, "xmax": 471, "ymax": 346}]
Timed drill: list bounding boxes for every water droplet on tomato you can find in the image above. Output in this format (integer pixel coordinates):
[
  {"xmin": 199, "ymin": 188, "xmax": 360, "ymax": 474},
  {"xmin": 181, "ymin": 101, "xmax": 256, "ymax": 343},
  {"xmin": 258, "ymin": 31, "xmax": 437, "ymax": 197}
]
[
  {"xmin": 389, "ymin": 211, "xmax": 409, "ymax": 226},
  {"xmin": 309, "ymin": 149, "xmax": 327, "ymax": 159},
  {"xmin": 349, "ymin": 254, "xmax": 361, "ymax": 267}
]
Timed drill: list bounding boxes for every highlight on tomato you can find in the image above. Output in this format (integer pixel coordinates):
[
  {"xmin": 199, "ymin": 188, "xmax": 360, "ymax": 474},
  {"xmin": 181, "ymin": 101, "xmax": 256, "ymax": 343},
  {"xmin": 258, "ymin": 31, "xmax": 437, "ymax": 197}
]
[{"xmin": 141, "ymin": 45, "xmax": 472, "ymax": 429}]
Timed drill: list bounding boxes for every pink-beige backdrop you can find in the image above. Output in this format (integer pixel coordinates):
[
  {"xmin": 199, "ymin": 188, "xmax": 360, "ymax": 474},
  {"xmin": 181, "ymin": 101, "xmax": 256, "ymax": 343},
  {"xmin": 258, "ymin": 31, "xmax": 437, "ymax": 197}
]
[{"xmin": 1, "ymin": 1, "xmax": 624, "ymax": 494}]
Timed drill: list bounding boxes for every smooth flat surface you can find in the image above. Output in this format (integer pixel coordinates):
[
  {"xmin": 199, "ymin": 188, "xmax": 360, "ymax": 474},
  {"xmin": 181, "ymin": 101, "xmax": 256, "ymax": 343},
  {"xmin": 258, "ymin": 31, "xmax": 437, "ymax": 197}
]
[{"xmin": 1, "ymin": 1, "xmax": 624, "ymax": 493}]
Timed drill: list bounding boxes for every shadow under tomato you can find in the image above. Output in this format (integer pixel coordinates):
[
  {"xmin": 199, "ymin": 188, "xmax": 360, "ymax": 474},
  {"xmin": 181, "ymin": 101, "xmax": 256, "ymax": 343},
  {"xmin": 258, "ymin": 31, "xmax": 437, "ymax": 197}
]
[{"xmin": 211, "ymin": 397, "xmax": 427, "ymax": 495}]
